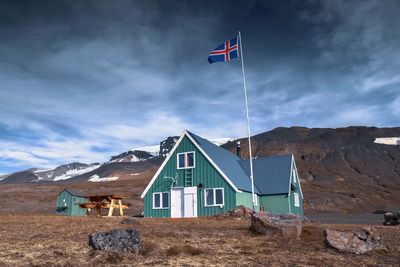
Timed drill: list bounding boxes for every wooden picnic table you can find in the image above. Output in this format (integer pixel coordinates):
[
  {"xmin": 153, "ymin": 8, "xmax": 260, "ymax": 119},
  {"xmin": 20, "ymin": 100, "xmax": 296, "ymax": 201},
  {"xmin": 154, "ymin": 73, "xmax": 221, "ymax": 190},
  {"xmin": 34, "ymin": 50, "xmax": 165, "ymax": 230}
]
[{"xmin": 77, "ymin": 194, "xmax": 130, "ymax": 217}]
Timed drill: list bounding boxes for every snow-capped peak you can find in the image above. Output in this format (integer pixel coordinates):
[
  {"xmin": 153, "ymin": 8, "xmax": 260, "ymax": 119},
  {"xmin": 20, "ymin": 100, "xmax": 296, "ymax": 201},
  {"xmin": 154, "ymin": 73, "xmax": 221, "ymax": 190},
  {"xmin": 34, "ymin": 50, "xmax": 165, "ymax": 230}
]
[{"xmin": 51, "ymin": 164, "xmax": 101, "ymax": 181}]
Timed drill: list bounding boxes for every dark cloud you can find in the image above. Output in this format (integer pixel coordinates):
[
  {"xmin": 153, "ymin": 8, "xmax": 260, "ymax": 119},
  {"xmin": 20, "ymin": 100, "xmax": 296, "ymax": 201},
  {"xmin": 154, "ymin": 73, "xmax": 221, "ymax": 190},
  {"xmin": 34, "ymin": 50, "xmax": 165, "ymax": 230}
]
[{"xmin": 0, "ymin": 0, "xmax": 399, "ymax": 172}]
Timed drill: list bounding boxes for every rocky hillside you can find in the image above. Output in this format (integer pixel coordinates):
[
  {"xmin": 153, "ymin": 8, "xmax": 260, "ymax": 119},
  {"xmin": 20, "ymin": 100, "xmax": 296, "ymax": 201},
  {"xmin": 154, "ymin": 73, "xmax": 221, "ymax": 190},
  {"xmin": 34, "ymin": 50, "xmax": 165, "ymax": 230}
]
[{"xmin": 223, "ymin": 126, "xmax": 400, "ymax": 213}]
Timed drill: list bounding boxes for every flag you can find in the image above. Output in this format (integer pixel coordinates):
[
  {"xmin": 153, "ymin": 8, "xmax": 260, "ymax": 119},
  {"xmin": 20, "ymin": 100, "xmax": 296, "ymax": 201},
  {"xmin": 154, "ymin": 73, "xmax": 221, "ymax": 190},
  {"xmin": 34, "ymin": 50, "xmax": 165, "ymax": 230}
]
[{"xmin": 208, "ymin": 36, "xmax": 239, "ymax": 64}]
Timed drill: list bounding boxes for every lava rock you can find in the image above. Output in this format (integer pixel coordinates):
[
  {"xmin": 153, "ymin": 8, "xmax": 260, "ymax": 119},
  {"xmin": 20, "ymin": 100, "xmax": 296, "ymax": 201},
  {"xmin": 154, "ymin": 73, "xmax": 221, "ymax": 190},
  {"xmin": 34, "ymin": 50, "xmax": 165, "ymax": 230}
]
[
  {"xmin": 325, "ymin": 228, "xmax": 382, "ymax": 254},
  {"xmin": 89, "ymin": 229, "xmax": 142, "ymax": 253}
]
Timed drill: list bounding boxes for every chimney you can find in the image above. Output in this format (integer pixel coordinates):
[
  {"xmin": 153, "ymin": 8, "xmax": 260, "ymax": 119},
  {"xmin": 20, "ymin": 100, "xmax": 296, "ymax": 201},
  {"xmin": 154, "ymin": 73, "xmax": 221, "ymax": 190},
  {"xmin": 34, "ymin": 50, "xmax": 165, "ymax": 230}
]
[{"xmin": 236, "ymin": 141, "xmax": 241, "ymax": 158}]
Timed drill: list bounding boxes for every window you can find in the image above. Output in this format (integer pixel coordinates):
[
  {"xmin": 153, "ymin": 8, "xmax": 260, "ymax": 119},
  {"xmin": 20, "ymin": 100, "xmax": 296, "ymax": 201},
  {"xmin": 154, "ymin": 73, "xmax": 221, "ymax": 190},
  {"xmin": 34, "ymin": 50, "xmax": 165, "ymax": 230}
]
[
  {"xmin": 153, "ymin": 192, "xmax": 169, "ymax": 209},
  {"xmin": 204, "ymin": 188, "xmax": 224, "ymax": 207},
  {"xmin": 294, "ymin": 192, "xmax": 300, "ymax": 207},
  {"xmin": 177, "ymin": 152, "xmax": 195, "ymax": 169}
]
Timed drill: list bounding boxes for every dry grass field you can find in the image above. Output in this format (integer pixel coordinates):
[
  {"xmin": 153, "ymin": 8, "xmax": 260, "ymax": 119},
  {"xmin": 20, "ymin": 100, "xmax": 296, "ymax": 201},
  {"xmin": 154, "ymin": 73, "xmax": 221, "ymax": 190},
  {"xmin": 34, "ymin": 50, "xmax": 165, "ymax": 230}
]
[{"xmin": 0, "ymin": 215, "xmax": 399, "ymax": 266}]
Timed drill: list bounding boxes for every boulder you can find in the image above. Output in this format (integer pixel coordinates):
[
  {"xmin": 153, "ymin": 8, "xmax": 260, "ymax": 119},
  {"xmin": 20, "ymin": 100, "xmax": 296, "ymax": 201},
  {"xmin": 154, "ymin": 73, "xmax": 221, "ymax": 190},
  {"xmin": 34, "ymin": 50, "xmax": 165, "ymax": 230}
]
[
  {"xmin": 230, "ymin": 205, "xmax": 253, "ymax": 217},
  {"xmin": 325, "ymin": 228, "xmax": 382, "ymax": 254},
  {"xmin": 383, "ymin": 212, "xmax": 399, "ymax": 225},
  {"xmin": 251, "ymin": 212, "xmax": 302, "ymax": 239},
  {"xmin": 89, "ymin": 229, "xmax": 142, "ymax": 253}
]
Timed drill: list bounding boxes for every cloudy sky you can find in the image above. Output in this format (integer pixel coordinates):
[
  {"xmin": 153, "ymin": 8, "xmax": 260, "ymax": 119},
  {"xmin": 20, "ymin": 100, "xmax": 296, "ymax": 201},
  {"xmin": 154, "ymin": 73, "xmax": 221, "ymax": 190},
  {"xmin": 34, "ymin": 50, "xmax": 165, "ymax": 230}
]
[{"xmin": 0, "ymin": 0, "xmax": 399, "ymax": 173}]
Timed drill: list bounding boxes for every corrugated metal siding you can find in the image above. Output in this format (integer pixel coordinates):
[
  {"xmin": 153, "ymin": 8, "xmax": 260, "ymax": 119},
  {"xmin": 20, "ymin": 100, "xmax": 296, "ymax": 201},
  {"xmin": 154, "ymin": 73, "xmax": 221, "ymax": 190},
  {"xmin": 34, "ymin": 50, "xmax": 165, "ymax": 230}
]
[
  {"xmin": 259, "ymin": 194, "xmax": 290, "ymax": 214},
  {"xmin": 144, "ymin": 136, "xmax": 237, "ymax": 217},
  {"xmin": 71, "ymin": 196, "xmax": 87, "ymax": 216}
]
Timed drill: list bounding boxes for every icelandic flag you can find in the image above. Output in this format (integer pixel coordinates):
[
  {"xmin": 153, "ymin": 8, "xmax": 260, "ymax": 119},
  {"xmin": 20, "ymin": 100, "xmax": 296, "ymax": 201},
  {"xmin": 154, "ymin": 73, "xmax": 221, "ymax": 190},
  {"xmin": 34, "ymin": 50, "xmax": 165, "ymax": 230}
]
[{"xmin": 208, "ymin": 36, "xmax": 239, "ymax": 64}]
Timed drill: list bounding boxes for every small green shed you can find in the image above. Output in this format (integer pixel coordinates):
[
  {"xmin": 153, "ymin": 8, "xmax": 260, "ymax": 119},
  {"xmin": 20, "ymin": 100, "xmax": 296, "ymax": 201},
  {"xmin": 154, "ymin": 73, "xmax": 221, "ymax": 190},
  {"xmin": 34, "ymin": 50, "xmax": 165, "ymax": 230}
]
[
  {"xmin": 141, "ymin": 130, "xmax": 304, "ymax": 219},
  {"xmin": 56, "ymin": 188, "xmax": 88, "ymax": 216}
]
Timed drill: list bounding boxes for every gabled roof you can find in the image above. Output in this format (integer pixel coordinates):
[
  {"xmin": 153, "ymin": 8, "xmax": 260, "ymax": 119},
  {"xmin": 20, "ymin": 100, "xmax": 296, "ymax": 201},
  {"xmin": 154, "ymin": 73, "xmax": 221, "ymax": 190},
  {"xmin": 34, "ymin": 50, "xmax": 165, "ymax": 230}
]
[
  {"xmin": 141, "ymin": 130, "xmax": 295, "ymax": 198},
  {"xmin": 62, "ymin": 188, "xmax": 87, "ymax": 197},
  {"xmin": 187, "ymin": 131, "xmax": 258, "ymax": 194},
  {"xmin": 239, "ymin": 155, "xmax": 293, "ymax": 195}
]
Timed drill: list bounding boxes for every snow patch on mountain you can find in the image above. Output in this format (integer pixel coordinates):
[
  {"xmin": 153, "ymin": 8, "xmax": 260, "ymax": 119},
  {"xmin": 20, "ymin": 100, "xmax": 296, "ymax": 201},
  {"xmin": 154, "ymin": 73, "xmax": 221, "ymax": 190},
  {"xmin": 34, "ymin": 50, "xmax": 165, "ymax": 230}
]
[
  {"xmin": 53, "ymin": 164, "xmax": 101, "ymax": 181},
  {"xmin": 374, "ymin": 137, "xmax": 400, "ymax": 145},
  {"xmin": 88, "ymin": 174, "xmax": 119, "ymax": 182},
  {"xmin": 132, "ymin": 145, "xmax": 160, "ymax": 156},
  {"xmin": 210, "ymin": 138, "xmax": 235, "ymax": 146}
]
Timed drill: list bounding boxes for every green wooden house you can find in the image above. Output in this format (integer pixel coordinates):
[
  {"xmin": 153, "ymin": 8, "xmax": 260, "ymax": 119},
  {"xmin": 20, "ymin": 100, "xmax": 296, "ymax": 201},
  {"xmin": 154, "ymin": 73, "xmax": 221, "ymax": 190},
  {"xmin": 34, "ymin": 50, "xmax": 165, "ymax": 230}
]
[
  {"xmin": 141, "ymin": 131, "xmax": 304, "ymax": 218},
  {"xmin": 56, "ymin": 188, "xmax": 88, "ymax": 216}
]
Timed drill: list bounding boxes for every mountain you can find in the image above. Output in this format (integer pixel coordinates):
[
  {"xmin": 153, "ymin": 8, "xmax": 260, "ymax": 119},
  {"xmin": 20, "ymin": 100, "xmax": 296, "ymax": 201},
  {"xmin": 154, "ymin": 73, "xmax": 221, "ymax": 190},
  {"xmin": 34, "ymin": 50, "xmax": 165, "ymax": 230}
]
[
  {"xmin": 109, "ymin": 150, "xmax": 155, "ymax": 163},
  {"xmin": 222, "ymin": 126, "xmax": 400, "ymax": 213},
  {"xmin": 1, "ymin": 126, "xmax": 399, "ymax": 214},
  {"xmin": 35, "ymin": 163, "xmax": 101, "ymax": 181},
  {"xmin": 0, "ymin": 135, "xmax": 183, "ymax": 184},
  {"xmin": 0, "ymin": 170, "xmax": 39, "ymax": 184}
]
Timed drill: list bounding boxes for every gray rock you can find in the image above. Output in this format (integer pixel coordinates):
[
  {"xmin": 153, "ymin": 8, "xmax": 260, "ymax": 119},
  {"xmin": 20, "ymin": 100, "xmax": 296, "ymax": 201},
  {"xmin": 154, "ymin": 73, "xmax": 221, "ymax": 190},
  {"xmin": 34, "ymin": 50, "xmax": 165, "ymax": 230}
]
[
  {"xmin": 89, "ymin": 229, "xmax": 142, "ymax": 253},
  {"xmin": 383, "ymin": 212, "xmax": 399, "ymax": 225},
  {"xmin": 325, "ymin": 228, "xmax": 382, "ymax": 254},
  {"xmin": 251, "ymin": 213, "xmax": 302, "ymax": 239},
  {"xmin": 352, "ymin": 229, "xmax": 367, "ymax": 240}
]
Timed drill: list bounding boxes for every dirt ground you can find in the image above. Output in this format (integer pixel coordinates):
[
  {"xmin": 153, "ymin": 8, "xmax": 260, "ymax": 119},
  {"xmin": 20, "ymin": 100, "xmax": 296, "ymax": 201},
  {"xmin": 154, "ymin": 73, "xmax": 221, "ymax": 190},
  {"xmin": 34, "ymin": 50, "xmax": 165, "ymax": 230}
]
[{"xmin": 0, "ymin": 215, "xmax": 399, "ymax": 267}]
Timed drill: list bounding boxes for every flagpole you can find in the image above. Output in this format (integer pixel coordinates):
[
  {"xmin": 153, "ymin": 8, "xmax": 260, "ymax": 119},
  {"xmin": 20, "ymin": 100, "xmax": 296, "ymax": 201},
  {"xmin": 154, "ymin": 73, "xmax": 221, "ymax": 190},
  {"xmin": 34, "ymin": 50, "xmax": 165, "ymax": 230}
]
[{"xmin": 238, "ymin": 31, "xmax": 256, "ymax": 212}]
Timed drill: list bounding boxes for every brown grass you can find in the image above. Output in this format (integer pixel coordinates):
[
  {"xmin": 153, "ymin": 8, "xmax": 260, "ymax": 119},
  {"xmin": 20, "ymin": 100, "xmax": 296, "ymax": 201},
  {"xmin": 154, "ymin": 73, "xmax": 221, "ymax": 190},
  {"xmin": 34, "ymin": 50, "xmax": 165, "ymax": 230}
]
[{"xmin": 0, "ymin": 215, "xmax": 399, "ymax": 266}]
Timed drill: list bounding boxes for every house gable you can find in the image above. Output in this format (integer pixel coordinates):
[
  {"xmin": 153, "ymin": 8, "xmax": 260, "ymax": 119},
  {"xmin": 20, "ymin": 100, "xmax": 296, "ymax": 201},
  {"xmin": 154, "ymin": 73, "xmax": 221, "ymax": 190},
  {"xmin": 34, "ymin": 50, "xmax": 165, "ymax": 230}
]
[
  {"xmin": 141, "ymin": 131, "xmax": 240, "ymax": 199},
  {"xmin": 142, "ymin": 132, "xmax": 238, "ymax": 217}
]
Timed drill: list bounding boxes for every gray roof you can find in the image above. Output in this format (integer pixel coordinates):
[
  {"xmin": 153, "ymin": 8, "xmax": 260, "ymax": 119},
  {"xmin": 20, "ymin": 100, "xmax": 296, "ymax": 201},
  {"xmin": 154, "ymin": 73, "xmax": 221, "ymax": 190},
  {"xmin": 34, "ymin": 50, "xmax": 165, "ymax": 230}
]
[
  {"xmin": 62, "ymin": 188, "xmax": 87, "ymax": 197},
  {"xmin": 239, "ymin": 155, "xmax": 293, "ymax": 195},
  {"xmin": 187, "ymin": 131, "xmax": 293, "ymax": 196},
  {"xmin": 188, "ymin": 131, "xmax": 258, "ymax": 194}
]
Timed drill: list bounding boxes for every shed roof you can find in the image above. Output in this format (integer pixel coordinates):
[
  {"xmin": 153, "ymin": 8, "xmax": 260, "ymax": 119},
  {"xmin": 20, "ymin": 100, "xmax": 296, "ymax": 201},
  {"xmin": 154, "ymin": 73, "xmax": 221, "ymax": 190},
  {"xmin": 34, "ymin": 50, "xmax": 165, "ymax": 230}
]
[
  {"xmin": 62, "ymin": 188, "xmax": 87, "ymax": 197},
  {"xmin": 239, "ymin": 155, "xmax": 293, "ymax": 195},
  {"xmin": 188, "ymin": 131, "xmax": 293, "ymax": 195}
]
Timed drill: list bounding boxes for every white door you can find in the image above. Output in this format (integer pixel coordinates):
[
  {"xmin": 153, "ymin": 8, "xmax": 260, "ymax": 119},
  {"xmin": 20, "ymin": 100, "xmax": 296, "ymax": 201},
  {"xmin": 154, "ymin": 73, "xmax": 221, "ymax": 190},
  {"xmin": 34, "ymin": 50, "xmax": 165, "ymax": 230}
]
[
  {"xmin": 171, "ymin": 188, "xmax": 184, "ymax": 218},
  {"xmin": 183, "ymin": 187, "xmax": 198, "ymax": 218}
]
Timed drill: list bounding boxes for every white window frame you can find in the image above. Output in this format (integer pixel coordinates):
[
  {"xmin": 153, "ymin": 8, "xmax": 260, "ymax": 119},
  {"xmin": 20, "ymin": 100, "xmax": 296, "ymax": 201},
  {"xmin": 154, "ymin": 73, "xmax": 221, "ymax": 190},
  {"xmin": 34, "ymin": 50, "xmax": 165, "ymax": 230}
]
[
  {"xmin": 204, "ymin": 188, "xmax": 224, "ymax": 207},
  {"xmin": 294, "ymin": 192, "xmax": 300, "ymax": 207},
  {"xmin": 152, "ymin": 192, "xmax": 170, "ymax": 209},
  {"xmin": 177, "ymin": 151, "xmax": 196, "ymax": 169}
]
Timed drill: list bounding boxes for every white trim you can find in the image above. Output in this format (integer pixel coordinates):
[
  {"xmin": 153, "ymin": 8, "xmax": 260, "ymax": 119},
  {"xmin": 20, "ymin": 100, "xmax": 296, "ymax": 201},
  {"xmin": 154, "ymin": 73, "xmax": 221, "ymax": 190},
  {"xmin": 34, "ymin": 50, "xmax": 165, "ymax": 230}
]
[
  {"xmin": 141, "ymin": 131, "xmax": 186, "ymax": 198},
  {"xmin": 177, "ymin": 151, "xmax": 196, "ymax": 169},
  {"xmin": 288, "ymin": 155, "xmax": 294, "ymax": 197},
  {"xmin": 204, "ymin": 188, "xmax": 224, "ymax": 207},
  {"xmin": 294, "ymin": 192, "xmax": 300, "ymax": 207},
  {"xmin": 152, "ymin": 192, "xmax": 170, "ymax": 209},
  {"xmin": 185, "ymin": 132, "xmax": 240, "ymax": 192},
  {"xmin": 292, "ymin": 155, "xmax": 303, "ymax": 197}
]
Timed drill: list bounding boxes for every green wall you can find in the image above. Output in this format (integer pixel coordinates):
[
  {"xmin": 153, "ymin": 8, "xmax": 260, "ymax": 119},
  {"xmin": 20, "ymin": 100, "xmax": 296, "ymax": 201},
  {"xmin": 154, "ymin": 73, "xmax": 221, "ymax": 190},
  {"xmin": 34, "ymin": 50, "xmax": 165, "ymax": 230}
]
[
  {"xmin": 235, "ymin": 158, "xmax": 304, "ymax": 218},
  {"xmin": 236, "ymin": 191, "xmax": 260, "ymax": 212},
  {"xmin": 56, "ymin": 190, "xmax": 87, "ymax": 216},
  {"xmin": 289, "ymin": 161, "xmax": 304, "ymax": 218},
  {"xmin": 143, "ymin": 134, "xmax": 304, "ymax": 219},
  {"xmin": 259, "ymin": 194, "xmax": 290, "ymax": 214},
  {"xmin": 143, "ymin": 136, "xmax": 237, "ymax": 217}
]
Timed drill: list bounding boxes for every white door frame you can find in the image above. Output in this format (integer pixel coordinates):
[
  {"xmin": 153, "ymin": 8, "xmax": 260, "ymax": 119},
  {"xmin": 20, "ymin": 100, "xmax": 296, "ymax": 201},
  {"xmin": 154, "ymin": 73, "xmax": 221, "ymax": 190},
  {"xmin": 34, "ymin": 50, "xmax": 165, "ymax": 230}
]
[
  {"xmin": 171, "ymin": 187, "xmax": 184, "ymax": 218},
  {"xmin": 170, "ymin": 186, "xmax": 198, "ymax": 218},
  {"xmin": 183, "ymin": 186, "xmax": 198, "ymax": 218}
]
